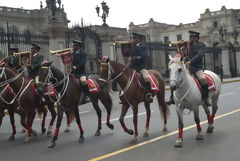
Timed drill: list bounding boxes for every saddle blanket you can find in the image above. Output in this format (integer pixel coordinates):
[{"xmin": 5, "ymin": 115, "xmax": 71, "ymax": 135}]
[
  {"xmin": 191, "ymin": 73, "xmax": 216, "ymax": 92},
  {"xmin": 134, "ymin": 72, "xmax": 160, "ymax": 92},
  {"xmin": 72, "ymin": 76, "xmax": 99, "ymax": 94}
]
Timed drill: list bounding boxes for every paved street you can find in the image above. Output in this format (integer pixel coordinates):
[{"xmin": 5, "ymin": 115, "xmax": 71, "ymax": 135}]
[{"xmin": 0, "ymin": 81, "xmax": 240, "ymax": 161}]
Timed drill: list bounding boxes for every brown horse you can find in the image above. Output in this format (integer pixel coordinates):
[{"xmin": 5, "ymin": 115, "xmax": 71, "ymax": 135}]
[
  {"xmin": 99, "ymin": 60, "xmax": 169, "ymax": 143},
  {"xmin": 37, "ymin": 61, "xmax": 114, "ymax": 148}
]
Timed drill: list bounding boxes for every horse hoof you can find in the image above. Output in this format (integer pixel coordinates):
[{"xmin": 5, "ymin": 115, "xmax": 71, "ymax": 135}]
[
  {"xmin": 42, "ymin": 128, "xmax": 46, "ymax": 134},
  {"xmin": 64, "ymin": 128, "xmax": 70, "ymax": 133},
  {"xmin": 21, "ymin": 129, "xmax": 26, "ymax": 133},
  {"xmin": 143, "ymin": 132, "xmax": 148, "ymax": 137},
  {"xmin": 8, "ymin": 135, "xmax": 15, "ymax": 141},
  {"xmin": 25, "ymin": 136, "xmax": 30, "ymax": 143},
  {"xmin": 95, "ymin": 131, "xmax": 101, "ymax": 136},
  {"xmin": 196, "ymin": 134, "xmax": 204, "ymax": 140},
  {"xmin": 174, "ymin": 138, "xmax": 183, "ymax": 148},
  {"xmin": 207, "ymin": 126, "xmax": 214, "ymax": 133},
  {"xmin": 78, "ymin": 137, "xmax": 85, "ymax": 142},
  {"xmin": 131, "ymin": 138, "xmax": 137, "ymax": 144},
  {"xmin": 48, "ymin": 141, "xmax": 56, "ymax": 148},
  {"xmin": 106, "ymin": 123, "xmax": 114, "ymax": 130},
  {"xmin": 127, "ymin": 129, "xmax": 134, "ymax": 135},
  {"xmin": 46, "ymin": 130, "xmax": 52, "ymax": 136},
  {"xmin": 162, "ymin": 127, "xmax": 168, "ymax": 132},
  {"xmin": 32, "ymin": 130, "xmax": 38, "ymax": 137}
]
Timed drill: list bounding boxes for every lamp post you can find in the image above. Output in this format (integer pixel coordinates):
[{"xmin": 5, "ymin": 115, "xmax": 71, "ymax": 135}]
[{"xmin": 95, "ymin": 1, "xmax": 109, "ymax": 27}]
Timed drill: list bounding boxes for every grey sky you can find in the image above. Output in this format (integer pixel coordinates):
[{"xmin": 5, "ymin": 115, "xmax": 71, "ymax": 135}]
[{"xmin": 1, "ymin": 0, "xmax": 239, "ymax": 28}]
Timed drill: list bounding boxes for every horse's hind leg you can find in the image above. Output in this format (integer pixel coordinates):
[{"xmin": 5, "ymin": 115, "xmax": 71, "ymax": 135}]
[
  {"xmin": 48, "ymin": 106, "xmax": 64, "ymax": 148},
  {"xmin": 193, "ymin": 109, "xmax": 203, "ymax": 140},
  {"xmin": 143, "ymin": 102, "xmax": 150, "ymax": 137},
  {"xmin": 207, "ymin": 94, "xmax": 219, "ymax": 133},
  {"xmin": 91, "ymin": 100, "xmax": 102, "ymax": 136},
  {"xmin": 119, "ymin": 104, "xmax": 133, "ymax": 135},
  {"xmin": 64, "ymin": 111, "xmax": 71, "ymax": 132},
  {"xmin": 131, "ymin": 105, "xmax": 138, "ymax": 143},
  {"xmin": 156, "ymin": 91, "xmax": 169, "ymax": 132},
  {"xmin": 8, "ymin": 108, "xmax": 16, "ymax": 141},
  {"xmin": 100, "ymin": 93, "xmax": 114, "ymax": 130},
  {"xmin": 47, "ymin": 103, "xmax": 57, "ymax": 136},
  {"xmin": 175, "ymin": 107, "xmax": 184, "ymax": 148},
  {"xmin": 74, "ymin": 106, "xmax": 84, "ymax": 142},
  {"xmin": 25, "ymin": 111, "xmax": 36, "ymax": 143}
]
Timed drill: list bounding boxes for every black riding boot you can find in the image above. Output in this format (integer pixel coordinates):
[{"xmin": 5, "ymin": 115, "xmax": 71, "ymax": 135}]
[
  {"xmin": 166, "ymin": 89, "xmax": 175, "ymax": 105},
  {"xmin": 82, "ymin": 84, "xmax": 90, "ymax": 102},
  {"xmin": 145, "ymin": 82, "xmax": 153, "ymax": 103},
  {"xmin": 202, "ymin": 84, "xmax": 211, "ymax": 106}
]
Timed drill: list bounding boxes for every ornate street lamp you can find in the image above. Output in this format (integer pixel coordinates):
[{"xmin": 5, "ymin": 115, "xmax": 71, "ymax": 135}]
[{"xmin": 95, "ymin": 1, "xmax": 110, "ymax": 27}]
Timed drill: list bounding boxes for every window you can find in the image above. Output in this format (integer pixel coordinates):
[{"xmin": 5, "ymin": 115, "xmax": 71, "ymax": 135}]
[
  {"xmin": 177, "ymin": 34, "xmax": 182, "ymax": 41},
  {"xmin": 90, "ymin": 61, "xmax": 94, "ymax": 72},
  {"xmin": 214, "ymin": 21, "xmax": 218, "ymax": 28},
  {"xmin": 164, "ymin": 36, "xmax": 169, "ymax": 44}
]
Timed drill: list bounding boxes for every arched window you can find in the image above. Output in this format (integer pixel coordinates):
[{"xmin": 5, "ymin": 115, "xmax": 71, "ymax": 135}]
[{"xmin": 214, "ymin": 21, "xmax": 218, "ymax": 28}]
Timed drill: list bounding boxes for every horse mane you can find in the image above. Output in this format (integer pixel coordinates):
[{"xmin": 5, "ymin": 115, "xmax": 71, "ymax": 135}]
[{"xmin": 109, "ymin": 60, "xmax": 134, "ymax": 73}]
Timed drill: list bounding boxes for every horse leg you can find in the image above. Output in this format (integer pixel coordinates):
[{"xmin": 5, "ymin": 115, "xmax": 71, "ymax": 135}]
[
  {"xmin": 25, "ymin": 111, "xmax": 36, "ymax": 143},
  {"xmin": 156, "ymin": 91, "xmax": 169, "ymax": 132},
  {"xmin": 8, "ymin": 108, "xmax": 16, "ymax": 141},
  {"xmin": 41, "ymin": 107, "xmax": 47, "ymax": 134},
  {"xmin": 143, "ymin": 102, "xmax": 150, "ymax": 137},
  {"xmin": 119, "ymin": 104, "xmax": 133, "ymax": 135},
  {"xmin": 193, "ymin": 109, "xmax": 203, "ymax": 140},
  {"xmin": 131, "ymin": 105, "xmax": 138, "ymax": 143},
  {"xmin": 175, "ymin": 107, "xmax": 184, "ymax": 148},
  {"xmin": 207, "ymin": 94, "xmax": 219, "ymax": 133},
  {"xmin": 74, "ymin": 107, "xmax": 85, "ymax": 142},
  {"xmin": 48, "ymin": 107, "xmax": 64, "ymax": 148},
  {"xmin": 100, "ymin": 94, "xmax": 114, "ymax": 130},
  {"xmin": 92, "ymin": 100, "xmax": 102, "ymax": 136},
  {"xmin": 0, "ymin": 107, "xmax": 4, "ymax": 127},
  {"xmin": 64, "ymin": 111, "xmax": 71, "ymax": 132},
  {"xmin": 47, "ymin": 103, "xmax": 57, "ymax": 136}
]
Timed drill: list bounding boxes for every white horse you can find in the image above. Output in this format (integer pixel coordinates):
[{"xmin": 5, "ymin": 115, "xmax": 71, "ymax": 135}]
[{"xmin": 168, "ymin": 55, "xmax": 221, "ymax": 148}]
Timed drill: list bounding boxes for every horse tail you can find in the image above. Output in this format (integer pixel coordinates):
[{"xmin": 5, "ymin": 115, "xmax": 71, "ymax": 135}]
[{"xmin": 153, "ymin": 71, "xmax": 170, "ymax": 121}]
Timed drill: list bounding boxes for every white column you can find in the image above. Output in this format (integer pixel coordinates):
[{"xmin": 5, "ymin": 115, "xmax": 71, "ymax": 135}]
[{"xmin": 221, "ymin": 48, "xmax": 231, "ymax": 78}]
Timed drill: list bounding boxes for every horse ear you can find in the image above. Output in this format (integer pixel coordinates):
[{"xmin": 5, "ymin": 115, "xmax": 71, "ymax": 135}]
[
  {"xmin": 49, "ymin": 60, "xmax": 53, "ymax": 66},
  {"xmin": 168, "ymin": 55, "xmax": 173, "ymax": 61},
  {"xmin": 180, "ymin": 55, "xmax": 184, "ymax": 62}
]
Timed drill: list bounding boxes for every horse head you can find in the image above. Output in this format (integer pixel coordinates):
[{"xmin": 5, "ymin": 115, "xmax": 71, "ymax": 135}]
[
  {"xmin": 36, "ymin": 60, "xmax": 53, "ymax": 90},
  {"xmin": 98, "ymin": 59, "xmax": 111, "ymax": 88},
  {"xmin": 168, "ymin": 55, "xmax": 187, "ymax": 91}
]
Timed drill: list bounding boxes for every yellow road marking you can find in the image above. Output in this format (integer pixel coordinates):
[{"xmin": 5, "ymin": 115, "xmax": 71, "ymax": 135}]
[{"xmin": 89, "ymin": 108, "xmax": 240, "ymax": 161}]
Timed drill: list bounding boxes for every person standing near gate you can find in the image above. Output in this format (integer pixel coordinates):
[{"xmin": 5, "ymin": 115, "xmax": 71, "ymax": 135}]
[
  {"xmin": 71, "ymin": 40, "xmax": 89, "ymax": 101},
  {"xmin": 128, "ymin": 32, "xmax": 153, "ymax": 103}
]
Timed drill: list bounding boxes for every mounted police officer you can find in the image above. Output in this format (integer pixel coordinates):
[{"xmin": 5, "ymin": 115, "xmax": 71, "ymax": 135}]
[
  {"xmin": 129, "ymin": 32, "xmax": 153, "ymax": 103},
  {"xmin": 166, "ymin": 31, "xmax": 210, "ymax": 106},
  {"xmin": 71, "ymin": 40, "xmax": 89, "ymax": 100},
  {"xmin": 26, "ymin": 44, "xmax": 44, "ymax": 79}
]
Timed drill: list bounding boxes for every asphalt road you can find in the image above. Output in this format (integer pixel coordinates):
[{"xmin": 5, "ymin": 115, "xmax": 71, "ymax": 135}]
[{"xmin": 0, "ymin": 82, "xmax": 240, "ymax": 161}]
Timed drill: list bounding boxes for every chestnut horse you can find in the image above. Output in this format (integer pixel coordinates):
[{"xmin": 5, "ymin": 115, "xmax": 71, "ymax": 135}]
[
  {"xmin": 37, "ymin": 61, "xmax": 114, "ymax": 148},
  {"xmin": 99, "ymin": 60, "xmax": 169, "ymax": 143}
]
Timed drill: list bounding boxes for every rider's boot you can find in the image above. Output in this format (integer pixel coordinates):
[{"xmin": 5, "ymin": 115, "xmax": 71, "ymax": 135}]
[
  {"xmin": 145, "ymin": 82, "xmax": 153, "ymax": 103},
  {"xmin": 202, "ymin": 84, "xmax": 211, "ymax": 106},
  {"xmin": 82, "ymin": 84, "xmax": 90, "ymax": 103},
  {"xmin": 166, "ymin": 90, "xmax": 175, "ymax": 105}
]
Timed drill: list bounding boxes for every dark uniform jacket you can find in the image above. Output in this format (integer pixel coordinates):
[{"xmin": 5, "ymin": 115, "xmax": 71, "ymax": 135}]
[
  {"xmin": 129, "ymin": 42, "xmax": 148, "ymax": 72},
  {"xmin": 72, "ymin": 49, "xmax": 86, "ymax": 77},
  {"xmin": 189, "ymin": 41, "xmax": 206, "ymax": 74},
  {"xmin": 28, "ymin": 53, "xmax": 44, "ymax": 79}
]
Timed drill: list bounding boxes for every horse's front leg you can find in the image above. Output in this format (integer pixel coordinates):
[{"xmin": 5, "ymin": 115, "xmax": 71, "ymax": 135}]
[
  {"xmin": 143, "ymin": 102, "xmax": 150, "ymax": 137},
  {"xmin": 131, "ymin": 105, "xmax": 138, "ymax": 143},
  {"xmin": 175, "ymin": 107, "xmax": 184, "ymax": 148},
  {"xmin": 119, "ymin": 104, "xmax": 133, "ymax": 135},
  {"xmin": 0, "ymin": 107, "xmax": 4, "ymax": 127},
  {"xmin": 48, "ymin": 106, "xmax": 64, "ymax": 148},
  {"xmin": 8, "ymin": 108, "xmax": 16, "ymax": 141},
  {"xmin": 41, "ymin": 106, "xmax": 48, "ymax": 134},
  {"xmin": 46, "ymin": 102, "xmax": 57, "ymax": 136},
  {"xmin": 193, "ymin": 109, "xmax": 203, "ymax": 140}
]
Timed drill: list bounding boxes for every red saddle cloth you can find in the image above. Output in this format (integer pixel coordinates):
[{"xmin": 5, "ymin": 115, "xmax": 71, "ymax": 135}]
[
  {"xmin": 72, "ymin": 76, "xmax": 99, "ymax": 94},
  {"xmin": 191, "ymin": 73, "xmax": 216, "ymax": 92},
  {"xmin": 134, "ymin": 72, "xmax": 160, "ymax": 92}
]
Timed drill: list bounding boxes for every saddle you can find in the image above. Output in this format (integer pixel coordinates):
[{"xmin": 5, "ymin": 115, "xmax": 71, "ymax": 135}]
[
  {"xmin": 134, "ymin": 72, "xmax": 160, "ymax": 93},
  {"xmin": 190, "ymin": 73, "xmax": 216, "ymax": 92},
  {"xmin": 72, "ymin": 75, "xmax": 99, "ymax": 94}
]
